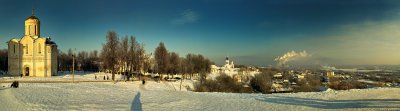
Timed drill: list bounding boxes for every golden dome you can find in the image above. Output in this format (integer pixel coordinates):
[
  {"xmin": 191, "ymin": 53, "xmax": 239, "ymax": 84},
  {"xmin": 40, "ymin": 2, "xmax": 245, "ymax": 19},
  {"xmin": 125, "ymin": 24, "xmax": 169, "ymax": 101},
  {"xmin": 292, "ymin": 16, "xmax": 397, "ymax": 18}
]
[
  {"xmin": 26, "ymin": 15, "xmax": 39, "ymax": 20},
  {"xmin": 26, "ymin": 9, "xmax": 39, "ymax": 21}
]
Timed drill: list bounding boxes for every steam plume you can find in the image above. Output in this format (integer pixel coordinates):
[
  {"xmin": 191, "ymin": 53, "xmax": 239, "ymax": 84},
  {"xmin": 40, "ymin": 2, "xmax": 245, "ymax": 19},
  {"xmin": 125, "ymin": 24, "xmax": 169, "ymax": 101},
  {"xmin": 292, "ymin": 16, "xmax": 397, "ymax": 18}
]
[{"xmin": 275, "ymin": 50, "xmax": 311, "ymax": 66}]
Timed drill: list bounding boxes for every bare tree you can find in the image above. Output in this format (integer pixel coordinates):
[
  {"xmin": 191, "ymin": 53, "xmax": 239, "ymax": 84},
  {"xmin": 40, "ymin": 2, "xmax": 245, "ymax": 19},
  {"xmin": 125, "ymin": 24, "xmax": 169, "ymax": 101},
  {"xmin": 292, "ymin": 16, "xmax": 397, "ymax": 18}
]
[
  {"xmin": 58, "ymin": 49, "xmax": 74, "ymax": 72},
  {"xmin": 125, "ymin": 36, "xmax": 149, "ymax": 80},
  {"xmin": 185, "ymin": 54, "xmax": 195, "ymax": 79},
  {"xmin": 119, "ymin": 36, "xmax": 129, "ymax": 79},
  {"xmin": 154, "ymin": 42, "xmax": 169, "ymax": 80},
  {"xmin": 101, "ymin": 31, "xmax": 119, "ymax": 81},
  {"xmin": 128, "ymin": 36, "xmax": 138, "ymax": 76},
  {"xmin": 143, "ymin": 52, "xmax": 152, "ymax": 74},
  {"xmin": 86, "ymin": 50, "xmax": 99, "ymax": 72},
  {"xmin": 0, "ymin": 49, "xmax": 8, "ymax": 72},
  {"xmin": 169, "ymin": 52, "xmax": 180, "ymax": 75},
  {"xmin": 183, "ymin": 53, "xmax": 212, "ymax": 83},
  {"xmin": 127, "ymin": 36, "xmax": 134, "ymax": 74},
  {"xmin": 137, "ymin": 43, "xmax": 146, "ymax": 75},
  {"xmin": 77, "ymin": 51, "xmax": 88, "ymax": 71}
]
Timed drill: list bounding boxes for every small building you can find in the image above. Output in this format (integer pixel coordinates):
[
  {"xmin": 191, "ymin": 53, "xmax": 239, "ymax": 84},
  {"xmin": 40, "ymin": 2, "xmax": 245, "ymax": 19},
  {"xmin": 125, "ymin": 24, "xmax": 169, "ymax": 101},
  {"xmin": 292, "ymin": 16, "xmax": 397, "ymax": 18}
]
[
  {"xmin": 326, "ymin": 70, "xmax": 335, "ymax": 78},
  {"xmin": 273, "ymin": 73, "xmax": 283, "ymax": 79}
]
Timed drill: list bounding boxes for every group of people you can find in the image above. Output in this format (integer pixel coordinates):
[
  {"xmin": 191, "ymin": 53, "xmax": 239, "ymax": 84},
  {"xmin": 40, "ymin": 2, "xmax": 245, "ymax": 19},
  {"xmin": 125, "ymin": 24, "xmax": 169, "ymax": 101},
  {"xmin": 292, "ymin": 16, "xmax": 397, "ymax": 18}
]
[
  {"xmin": 95, "ymin": 75, "xmax": 109, "ymax": 80},
  {"xmin": 92, "ymin": 74, "xmax": 146, "ymax": 85}
]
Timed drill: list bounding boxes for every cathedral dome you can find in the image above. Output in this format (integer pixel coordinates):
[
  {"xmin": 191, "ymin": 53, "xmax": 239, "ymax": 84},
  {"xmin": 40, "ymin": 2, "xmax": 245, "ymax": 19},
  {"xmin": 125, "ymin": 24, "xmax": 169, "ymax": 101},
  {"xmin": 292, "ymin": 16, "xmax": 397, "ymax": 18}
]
[
  {"xmin": 24, "ymin": 9, "xmax": 40, "ymax": 37},
  {"xmin": 25, "ymin": 9, "xmax": 40, "ymax": 21},
  {"xmin": 26, "ymin": 15, "xmax": 39, "ymax": 21}
]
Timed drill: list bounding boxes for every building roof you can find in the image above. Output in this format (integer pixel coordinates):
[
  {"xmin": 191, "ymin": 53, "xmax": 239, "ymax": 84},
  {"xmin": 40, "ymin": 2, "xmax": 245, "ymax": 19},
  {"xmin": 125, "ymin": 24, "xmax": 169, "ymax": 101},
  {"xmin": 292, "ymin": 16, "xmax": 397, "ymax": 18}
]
[
  {"xmin": 45, "ymin": 38, "xmax": 56, "ymax": 45},
  {"xmin": 10, "ymin": 38, "xmax": 20, "ymax": 42},
  {"xmin": 26, "ymin": 15, "xmax": 39, "ymax": 20},
  {"xmin": 26, "ymin": 9, "xmax": 39, "ymax": 20}
]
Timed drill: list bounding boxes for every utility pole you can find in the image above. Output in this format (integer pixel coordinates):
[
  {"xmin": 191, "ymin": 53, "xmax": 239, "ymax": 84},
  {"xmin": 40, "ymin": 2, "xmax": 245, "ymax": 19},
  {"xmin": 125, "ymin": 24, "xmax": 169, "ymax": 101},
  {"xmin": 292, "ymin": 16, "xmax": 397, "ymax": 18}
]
[
  {"xmin": 72, "ymin": 54, "xmax": 74, "ymax": 83},
  {"xmin": 72, "ymin": 48, "xmax": 76, "ymax": 83}
]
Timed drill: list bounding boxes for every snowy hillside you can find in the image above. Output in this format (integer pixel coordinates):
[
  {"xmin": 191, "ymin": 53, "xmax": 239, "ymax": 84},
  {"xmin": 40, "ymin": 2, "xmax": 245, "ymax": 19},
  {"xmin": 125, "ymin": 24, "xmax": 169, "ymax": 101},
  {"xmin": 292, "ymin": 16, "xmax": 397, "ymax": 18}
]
[{"xmin": 0, "ymin": 73, "xmax": 399, "ymax": 111}]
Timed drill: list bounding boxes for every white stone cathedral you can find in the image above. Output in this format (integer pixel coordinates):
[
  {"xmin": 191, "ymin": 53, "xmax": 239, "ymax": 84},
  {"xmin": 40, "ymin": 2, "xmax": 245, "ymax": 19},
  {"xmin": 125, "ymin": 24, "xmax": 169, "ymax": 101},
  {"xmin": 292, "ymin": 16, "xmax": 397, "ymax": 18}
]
[
  {"xmin": 210, "ymin": 57, "xmax": 236, "ymax": 74},
  {"xmin": 7, "ymin": 10, "xmax": 58, "ymax": 77}
]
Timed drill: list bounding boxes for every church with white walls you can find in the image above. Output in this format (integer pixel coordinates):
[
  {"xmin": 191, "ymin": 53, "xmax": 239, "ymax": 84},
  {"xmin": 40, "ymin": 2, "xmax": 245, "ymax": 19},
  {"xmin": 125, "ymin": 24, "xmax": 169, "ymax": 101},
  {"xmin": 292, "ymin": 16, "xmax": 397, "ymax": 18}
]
[
  {"xmin": 7, "ymin": 10, "xmax": 58, "ymax": 77},
  {"xmin": 211, "ymin": 57, "xmax": 238, "ymax": 75}
]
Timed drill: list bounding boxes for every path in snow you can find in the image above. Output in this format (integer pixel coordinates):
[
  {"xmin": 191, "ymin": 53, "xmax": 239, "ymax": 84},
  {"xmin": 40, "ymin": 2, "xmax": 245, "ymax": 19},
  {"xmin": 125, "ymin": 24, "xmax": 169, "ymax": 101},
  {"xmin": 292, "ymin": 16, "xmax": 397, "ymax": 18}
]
[
  {"xmin": 0, "ymin": 87, "xmax": 27, "ymax": 111},
  {"xmin": 139, "ymin": 84, "xmax": 147, "ymax": 91},
  {"xmin": 163, "ymin": 81, "xmax": 177, "ymax": 91}
]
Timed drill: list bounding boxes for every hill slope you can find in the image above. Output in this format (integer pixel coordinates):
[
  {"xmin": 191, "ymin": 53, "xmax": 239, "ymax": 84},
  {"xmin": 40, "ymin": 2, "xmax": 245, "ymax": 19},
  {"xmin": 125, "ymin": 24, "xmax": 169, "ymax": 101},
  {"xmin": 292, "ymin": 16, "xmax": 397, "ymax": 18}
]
[{"xmin": 0, "ymin": 81, "xmax": 399, "ymax": 111}]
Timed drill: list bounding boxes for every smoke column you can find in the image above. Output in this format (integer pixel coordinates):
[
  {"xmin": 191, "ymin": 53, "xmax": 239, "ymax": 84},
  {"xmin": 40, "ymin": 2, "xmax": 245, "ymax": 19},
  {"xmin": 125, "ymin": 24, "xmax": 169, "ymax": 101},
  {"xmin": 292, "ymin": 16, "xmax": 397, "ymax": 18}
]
[{"xmin": 275, "ymin": 50, "xmax": 311, "ymax": 66}]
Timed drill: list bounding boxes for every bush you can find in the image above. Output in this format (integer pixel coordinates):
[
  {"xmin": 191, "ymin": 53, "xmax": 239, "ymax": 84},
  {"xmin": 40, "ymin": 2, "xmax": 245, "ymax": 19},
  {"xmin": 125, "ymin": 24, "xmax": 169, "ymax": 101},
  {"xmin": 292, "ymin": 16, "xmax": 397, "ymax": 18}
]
[
  {"xmin": 293, "ymin": 74, "xmax": 322, "ymax": 92},
  {"xmin": 250, "ymin": 72, "xmax": 273, "ymax": 94},
  {"xmin": 195, "ymin": 74, "xmax": 251, "ymax": 93},
  {"xmin": 328, "ymin": 77, "xmax": 367, "ymax": 90}
]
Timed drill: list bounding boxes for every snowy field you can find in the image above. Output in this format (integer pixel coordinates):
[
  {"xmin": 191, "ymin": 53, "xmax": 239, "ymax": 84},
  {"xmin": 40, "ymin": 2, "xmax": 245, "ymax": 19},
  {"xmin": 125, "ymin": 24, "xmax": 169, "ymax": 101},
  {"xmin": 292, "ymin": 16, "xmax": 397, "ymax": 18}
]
[{"xmin": 0, "ymin": 73, "xmax": 399, "ymax": 111}]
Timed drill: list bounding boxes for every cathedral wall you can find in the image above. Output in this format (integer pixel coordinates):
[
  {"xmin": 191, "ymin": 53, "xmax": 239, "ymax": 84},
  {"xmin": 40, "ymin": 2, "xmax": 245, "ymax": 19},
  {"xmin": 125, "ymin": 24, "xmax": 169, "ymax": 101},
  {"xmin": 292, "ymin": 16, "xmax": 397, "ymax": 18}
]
[
  {"xmin": 35, "ymin": 60, "xmax": 46, "ymax": 77},
  {"xmin": 51, "ymin": 46, "xmax": 58, "ymax": 76},
  {"xmin": 46, "ymin": 45, "xmax": 58, "ymax": 76},
  {"xmin": 21, "ymin": 56, "xmax": 33, "ymax": 77},
  {"xmin": 8, "ymin": 41, "xmax": 20, "ymax": 76},
  {"xmin": 33, "ymin": 38, "xmax": 48, "ymax": 77},
  {"xmin": 20, "ymin": 37, "xmax": 34, "ymax": 77}
]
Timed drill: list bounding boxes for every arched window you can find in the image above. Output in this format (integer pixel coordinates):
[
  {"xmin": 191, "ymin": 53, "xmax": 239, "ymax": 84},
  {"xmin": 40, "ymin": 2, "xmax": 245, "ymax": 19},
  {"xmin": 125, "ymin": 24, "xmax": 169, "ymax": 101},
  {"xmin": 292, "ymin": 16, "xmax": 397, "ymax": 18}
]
[
  {"xmin": 25, "ymin": 44, "xmax": 28, "ymax": 54},
  {"xmin": 38, "ymin": 43, "xmax": 41, "ymax": 54},
  {"xmin": 13, "ymin": 44, "xmax": 15, "ymax": 54}
]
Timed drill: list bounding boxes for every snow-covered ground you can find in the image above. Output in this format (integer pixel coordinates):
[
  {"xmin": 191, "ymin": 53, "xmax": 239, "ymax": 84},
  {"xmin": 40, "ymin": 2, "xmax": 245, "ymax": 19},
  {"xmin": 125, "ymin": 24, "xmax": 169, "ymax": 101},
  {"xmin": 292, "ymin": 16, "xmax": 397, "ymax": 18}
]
[{"xmin": 0, "ymin": 72, "xmax": 399, "ymax": 111}]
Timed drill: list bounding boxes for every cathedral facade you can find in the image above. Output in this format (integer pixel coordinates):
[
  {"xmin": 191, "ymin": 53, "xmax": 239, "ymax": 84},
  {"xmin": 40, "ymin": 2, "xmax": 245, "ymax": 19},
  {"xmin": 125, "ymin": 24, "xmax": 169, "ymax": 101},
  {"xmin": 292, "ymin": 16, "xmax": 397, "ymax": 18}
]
[{"xmin": 7, "ymin": 11, "xmax": 58, "ymax": 77}]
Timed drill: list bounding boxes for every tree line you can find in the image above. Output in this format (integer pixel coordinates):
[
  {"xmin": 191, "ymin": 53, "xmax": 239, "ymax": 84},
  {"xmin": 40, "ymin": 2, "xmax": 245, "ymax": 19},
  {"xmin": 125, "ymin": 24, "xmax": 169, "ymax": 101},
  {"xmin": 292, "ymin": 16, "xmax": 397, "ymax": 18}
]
[
  {"xmin": 101, "ymin": 31, "xmax": 213, "ymax": 81},
  {"xmin": 0, "ymin": 49, "xmax": 7, "ymax": 72},
  {"xmin": 154, "ymin": 42, "xmax": 213, "ymax": 83},
  {"xmin": 58, "ymin": 49, "xmax": 100, "ymax": 72},
  {"xmin": 100, "ymin": 31, "xmax": 150, "ymax": 81}
]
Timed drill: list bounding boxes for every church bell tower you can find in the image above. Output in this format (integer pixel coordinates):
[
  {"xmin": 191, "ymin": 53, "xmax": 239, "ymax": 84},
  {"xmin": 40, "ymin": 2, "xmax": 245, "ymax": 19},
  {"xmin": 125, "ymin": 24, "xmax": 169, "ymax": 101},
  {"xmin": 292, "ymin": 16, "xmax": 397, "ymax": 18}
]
[{"xmin": 24, "ymin": 9, "xmax": 40, "ymax": 38}]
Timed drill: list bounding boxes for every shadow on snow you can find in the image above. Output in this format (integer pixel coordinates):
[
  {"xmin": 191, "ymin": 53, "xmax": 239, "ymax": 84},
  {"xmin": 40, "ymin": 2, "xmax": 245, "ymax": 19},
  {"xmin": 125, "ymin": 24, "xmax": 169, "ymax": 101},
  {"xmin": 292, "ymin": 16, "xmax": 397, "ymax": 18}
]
[
  {"xmin": 131, "ymin": 92, "xmax": 142, "ymax": 111},
  {"xmin": 256, "ymin": 96, "xmax": 400, "ymax": 109}
]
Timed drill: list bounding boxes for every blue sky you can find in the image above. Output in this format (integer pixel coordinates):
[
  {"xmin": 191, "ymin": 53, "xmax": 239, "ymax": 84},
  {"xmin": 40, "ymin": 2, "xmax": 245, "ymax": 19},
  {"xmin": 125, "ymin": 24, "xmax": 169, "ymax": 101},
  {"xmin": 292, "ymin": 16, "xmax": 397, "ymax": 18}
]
[{"xmin": 1, "ymin": 0, "xmax": 400, "ymax": 66}]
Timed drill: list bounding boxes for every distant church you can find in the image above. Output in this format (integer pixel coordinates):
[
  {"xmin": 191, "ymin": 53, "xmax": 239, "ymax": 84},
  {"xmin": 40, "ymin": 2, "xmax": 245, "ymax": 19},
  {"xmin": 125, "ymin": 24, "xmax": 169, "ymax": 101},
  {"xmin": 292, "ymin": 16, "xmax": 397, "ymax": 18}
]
[
  {"xmin": 210, "ymin": 57, "xmax": 236, "ymax": 74},
  {"xmin": 7, "ymin": 10, "xmax": 58, "ymax": 77}
]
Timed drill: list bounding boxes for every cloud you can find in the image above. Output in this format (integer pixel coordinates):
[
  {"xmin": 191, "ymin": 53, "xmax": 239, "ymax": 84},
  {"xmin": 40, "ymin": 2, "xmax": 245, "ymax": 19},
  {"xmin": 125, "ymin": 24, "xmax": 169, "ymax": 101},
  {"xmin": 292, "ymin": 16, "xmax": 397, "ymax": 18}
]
[{"xmin": 171, "ymin": 9, "xmax": 199, "ymax": 25}]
